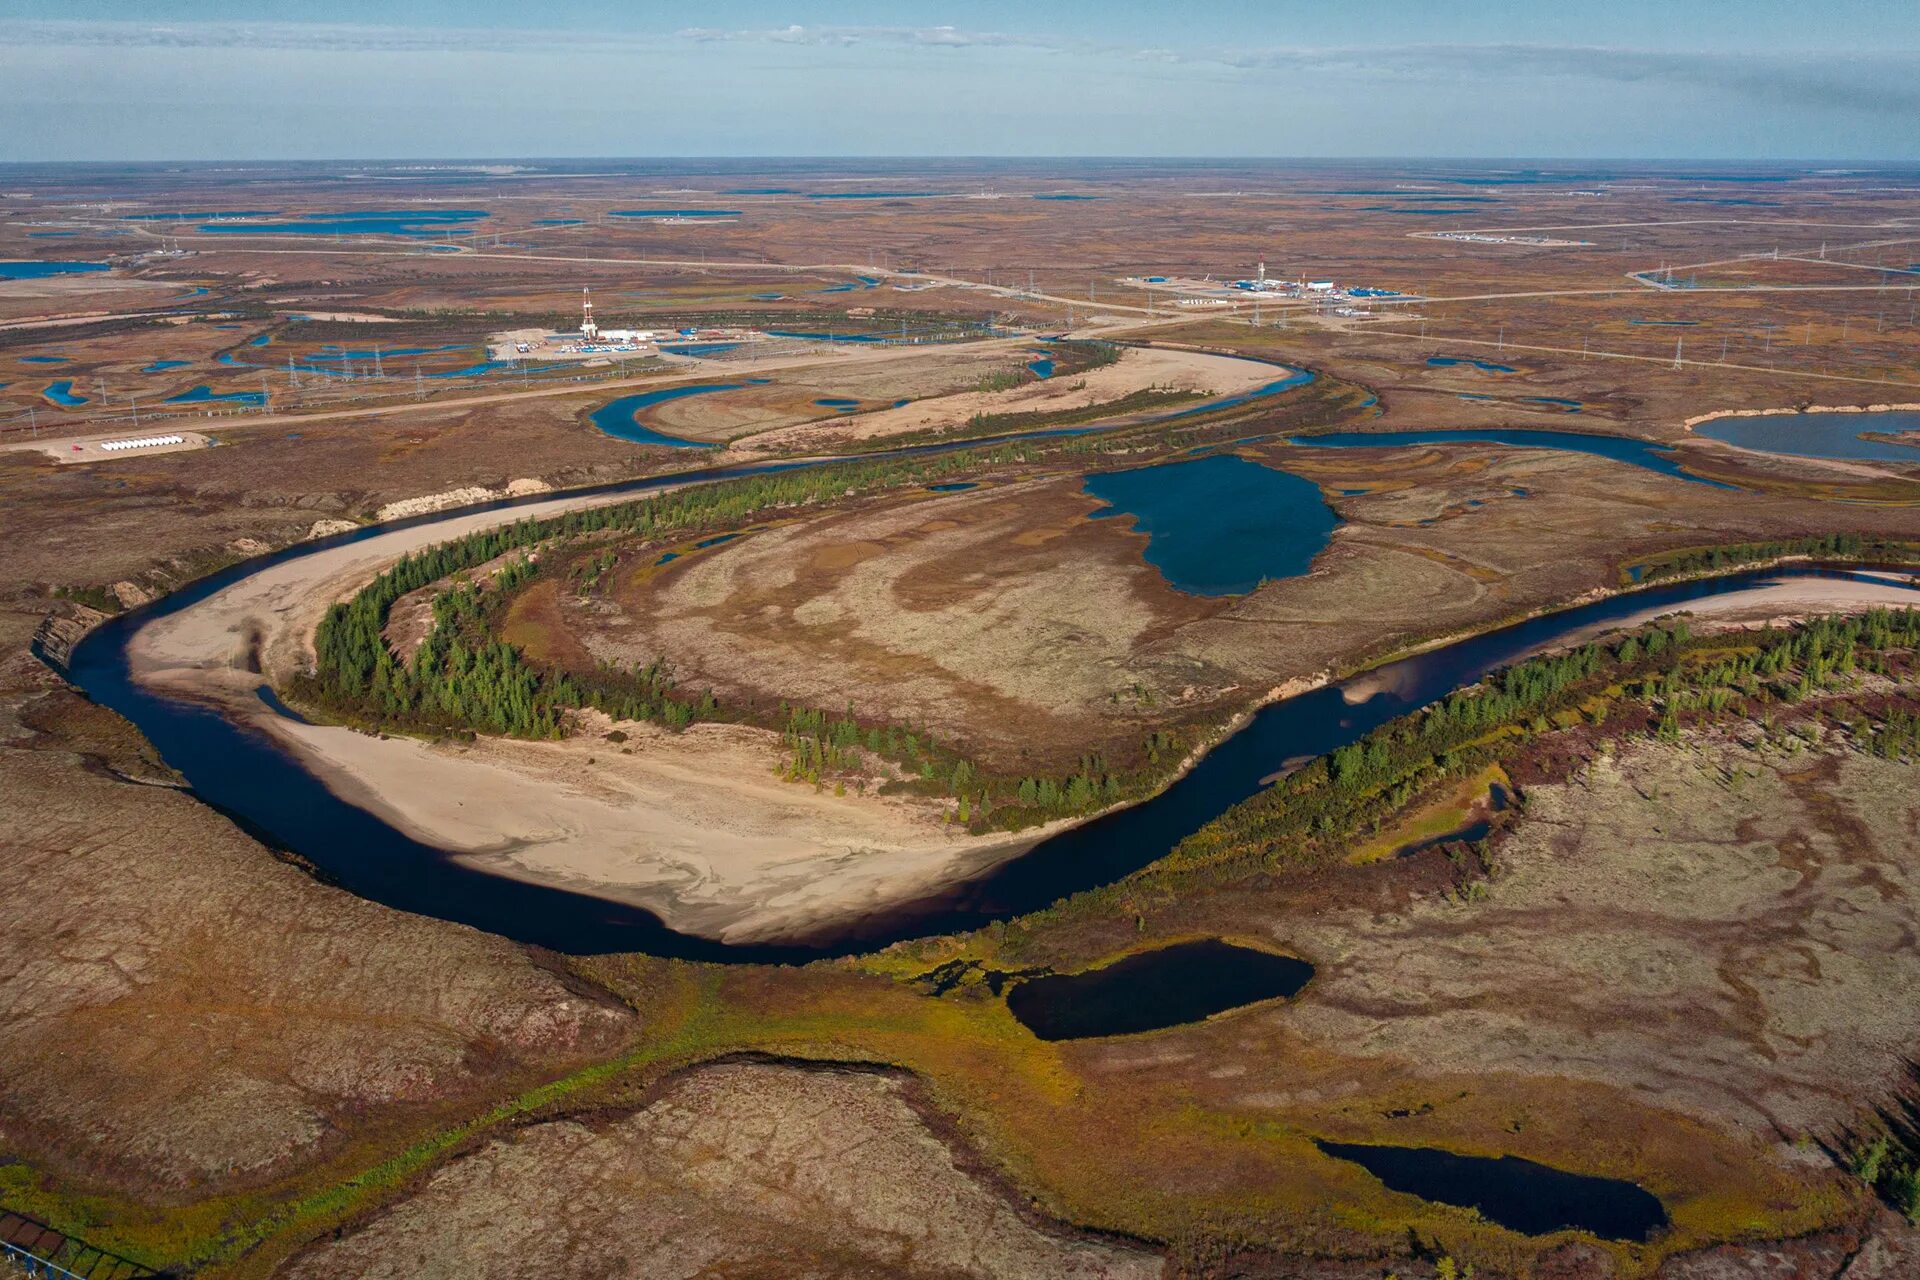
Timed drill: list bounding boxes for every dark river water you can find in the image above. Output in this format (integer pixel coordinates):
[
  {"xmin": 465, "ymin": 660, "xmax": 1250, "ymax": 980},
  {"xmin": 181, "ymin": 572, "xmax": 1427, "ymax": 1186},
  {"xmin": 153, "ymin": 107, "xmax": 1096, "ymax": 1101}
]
[{"xmin": 64, "ymin": 560, "xmax": 1912, "ymax": 963}]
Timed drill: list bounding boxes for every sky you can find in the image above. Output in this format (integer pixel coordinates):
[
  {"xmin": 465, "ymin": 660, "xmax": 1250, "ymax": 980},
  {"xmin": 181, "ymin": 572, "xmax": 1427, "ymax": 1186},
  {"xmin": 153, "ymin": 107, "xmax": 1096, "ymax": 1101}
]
[{"xmin": 1, "ymin": 1, "xmax": 1917, "ymax": 162}]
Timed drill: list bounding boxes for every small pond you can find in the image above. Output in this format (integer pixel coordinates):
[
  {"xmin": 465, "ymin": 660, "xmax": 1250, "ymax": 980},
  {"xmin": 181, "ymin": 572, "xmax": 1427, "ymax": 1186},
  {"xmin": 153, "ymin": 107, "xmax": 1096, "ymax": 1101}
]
[
  {"xmin": 1692, "ymin": 410, "xmax": 1920, "ymax": 465},
  {"xmin": 1083, "ymin": 454, "xmax": 1338, "ymax": 596},
  {"xmin": 1315, "ymin": 1141, "xmax": 1668, "ymax": 1241},
  {"xmin": 1427, "ymin": 356, "xmax": 1517, "ymax": 373},
  {"xmin": 42, "ymin": 380, "xmax": 87, "ymax": 406},
  {"xmin": 1006, "ymin": 940, "xmax": 1314, "ymax": 1040},
  {"xmin": 164, "ymin": 385, "xmax": 266, "ymax": 406}
]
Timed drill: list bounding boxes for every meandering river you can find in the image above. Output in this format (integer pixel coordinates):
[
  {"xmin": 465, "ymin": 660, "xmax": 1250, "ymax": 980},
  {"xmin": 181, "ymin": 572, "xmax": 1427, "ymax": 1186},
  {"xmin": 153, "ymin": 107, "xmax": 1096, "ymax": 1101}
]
[{"xmin": 52, "ymin": 358, "xmax": 1920, "ymax": 960}]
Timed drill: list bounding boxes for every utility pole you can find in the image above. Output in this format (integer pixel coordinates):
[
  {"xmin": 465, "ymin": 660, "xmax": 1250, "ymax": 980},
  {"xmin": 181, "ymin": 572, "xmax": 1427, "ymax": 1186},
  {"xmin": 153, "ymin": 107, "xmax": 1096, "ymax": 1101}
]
[{"xmin": 1672, "ymin": 338, "xmax": 1684, "ymax": 370}]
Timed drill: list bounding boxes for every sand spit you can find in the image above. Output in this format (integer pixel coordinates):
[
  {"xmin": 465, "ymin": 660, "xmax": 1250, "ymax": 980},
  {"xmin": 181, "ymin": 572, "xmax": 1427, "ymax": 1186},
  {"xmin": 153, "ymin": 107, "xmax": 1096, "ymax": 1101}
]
[
  {"xmin": 1682, "ymin": 401, "xmax": 1920, "ymax": 430},
  {"xmin": 730, "ymin": 346, "xmax": 1279, "ymax": 455}
]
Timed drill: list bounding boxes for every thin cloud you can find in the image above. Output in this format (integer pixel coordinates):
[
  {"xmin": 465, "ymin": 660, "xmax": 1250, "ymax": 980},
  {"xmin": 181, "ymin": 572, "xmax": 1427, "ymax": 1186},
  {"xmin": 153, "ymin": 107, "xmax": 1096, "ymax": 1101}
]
[
  {"xmin": 1209, "ymin": 42, "xmax": 1920, "ymax": 117},
  {"xmin": 6, "ymin": 19, "xmax": 1915, "ymax": 118},
  {"xmin": 675, "ymin": 24, "xmax": 1060, "ymax": 51}
]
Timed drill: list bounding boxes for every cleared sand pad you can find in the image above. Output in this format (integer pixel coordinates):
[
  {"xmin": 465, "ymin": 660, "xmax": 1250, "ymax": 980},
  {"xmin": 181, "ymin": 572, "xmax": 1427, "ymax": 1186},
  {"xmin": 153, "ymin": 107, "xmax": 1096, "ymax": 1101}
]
[{"xmin": 279, "ymin": 1061, "xmax": 1161, "ymax": 1280}]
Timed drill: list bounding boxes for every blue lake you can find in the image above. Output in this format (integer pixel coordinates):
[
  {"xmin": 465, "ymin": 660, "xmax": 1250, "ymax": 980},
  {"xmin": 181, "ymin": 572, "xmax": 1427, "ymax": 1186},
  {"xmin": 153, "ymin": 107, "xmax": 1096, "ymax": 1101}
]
[
  {"xmin": 590, "ymin": 381, "xmax": 771, "ymax": 446},
  {"xmin": 0, "ymin": 261, "xmax": 108, "ymax": 280},
  {"xmin": 142, "ymin": 360, "xmax": 191, "ymax": 372},
  {"xmin": 199, "ymin": 210, "xmax": 489, "ymax": 238},
  {"xmin": 1027, "ymin": 354, "xmax": 1055, "ymax": 379},
  {"xmin": 1033, "ymin": 194, "xmax": 1099, "ymax": 200},
  {"xmin": 814, "ymin": 397, "xmax": 860, "ymax": 411},
  {"xmin": 1288, "ymin": 428, "xmax": 1737, "ymax": 490},
  {"xmin": 610, "ymin": 209, "xmax": 741, "ymax": 218},
  {"xmin": 248, "ymin": 334, "xmax": 272, "ymax": 347},
  {"xmin": 1083, "ymin": 454, "xmax": 1338, "ymax": 596},
  {"xmin": 165, "ymin": 385, "xmax": 265, "ymax": 406},
  {"xmin": 807, "ymin": 192, "xmax": 943, "ymax": 199},
  {"xmin": 1428, "ymin": 356, "xmax": 1516, "ymax": 373},
  {"xmin": 21, "ymin": 355, "xmax": 69, "ymax": 364},
  {"xmin": 42, "ymin": 381, "xmax": 87, "ymax": 406},
  {"xmin": 532, "ymin": 218, "xmax": 584, "ymax": 226},
  {"xmin": 1693, "ymin": 410, "xmax": 1920, "ymax": 465}
]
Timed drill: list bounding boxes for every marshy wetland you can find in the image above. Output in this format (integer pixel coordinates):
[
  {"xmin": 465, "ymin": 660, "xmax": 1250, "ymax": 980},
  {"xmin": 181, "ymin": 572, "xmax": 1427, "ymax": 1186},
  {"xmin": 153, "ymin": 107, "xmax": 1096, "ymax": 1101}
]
[{"xmin": 7, "ymin": 157, "xmax": 1920, "ymax": 1280}]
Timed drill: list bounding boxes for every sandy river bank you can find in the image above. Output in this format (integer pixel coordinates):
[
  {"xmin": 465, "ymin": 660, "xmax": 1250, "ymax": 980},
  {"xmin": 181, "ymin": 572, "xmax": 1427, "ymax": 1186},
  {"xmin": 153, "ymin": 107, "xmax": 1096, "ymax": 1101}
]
[{"xmin": 122, "ymin": 483, "xmax": 1067, "ymax": 943}]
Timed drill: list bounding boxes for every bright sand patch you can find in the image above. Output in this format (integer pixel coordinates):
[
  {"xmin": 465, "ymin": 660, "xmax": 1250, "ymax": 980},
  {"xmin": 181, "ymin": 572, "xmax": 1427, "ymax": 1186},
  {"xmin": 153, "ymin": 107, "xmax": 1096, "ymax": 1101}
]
[
  {"xmin": 729, "ymin": 346, "xmax": 1283, "ymax": 454},
  {"xmin": 123, "ymin": 479, "xmax": 1049, "ymax": 944}
]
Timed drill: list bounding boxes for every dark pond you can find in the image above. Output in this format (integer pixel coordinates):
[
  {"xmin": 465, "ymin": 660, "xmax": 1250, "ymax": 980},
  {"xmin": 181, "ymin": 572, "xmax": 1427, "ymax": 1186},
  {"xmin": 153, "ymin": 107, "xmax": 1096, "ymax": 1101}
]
[
  {"xmin": 1315, "ymin": 1141, "xmax": 1669, "ymax": 1240},
  {"xmin": 1006, "ymin": 940, "xmax": 1314, "ymax": 1040},
  {"xmin": 1287, "ymin": 429, "xmax": 1737, "ymax": 490},
  {"xmin": 1692, "ymin": 410, "xmax": 1920, "ymax": 465},
  {"xmin": 1083, "ymin": 454, "xmax": 1338, "ymax": 596}
]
